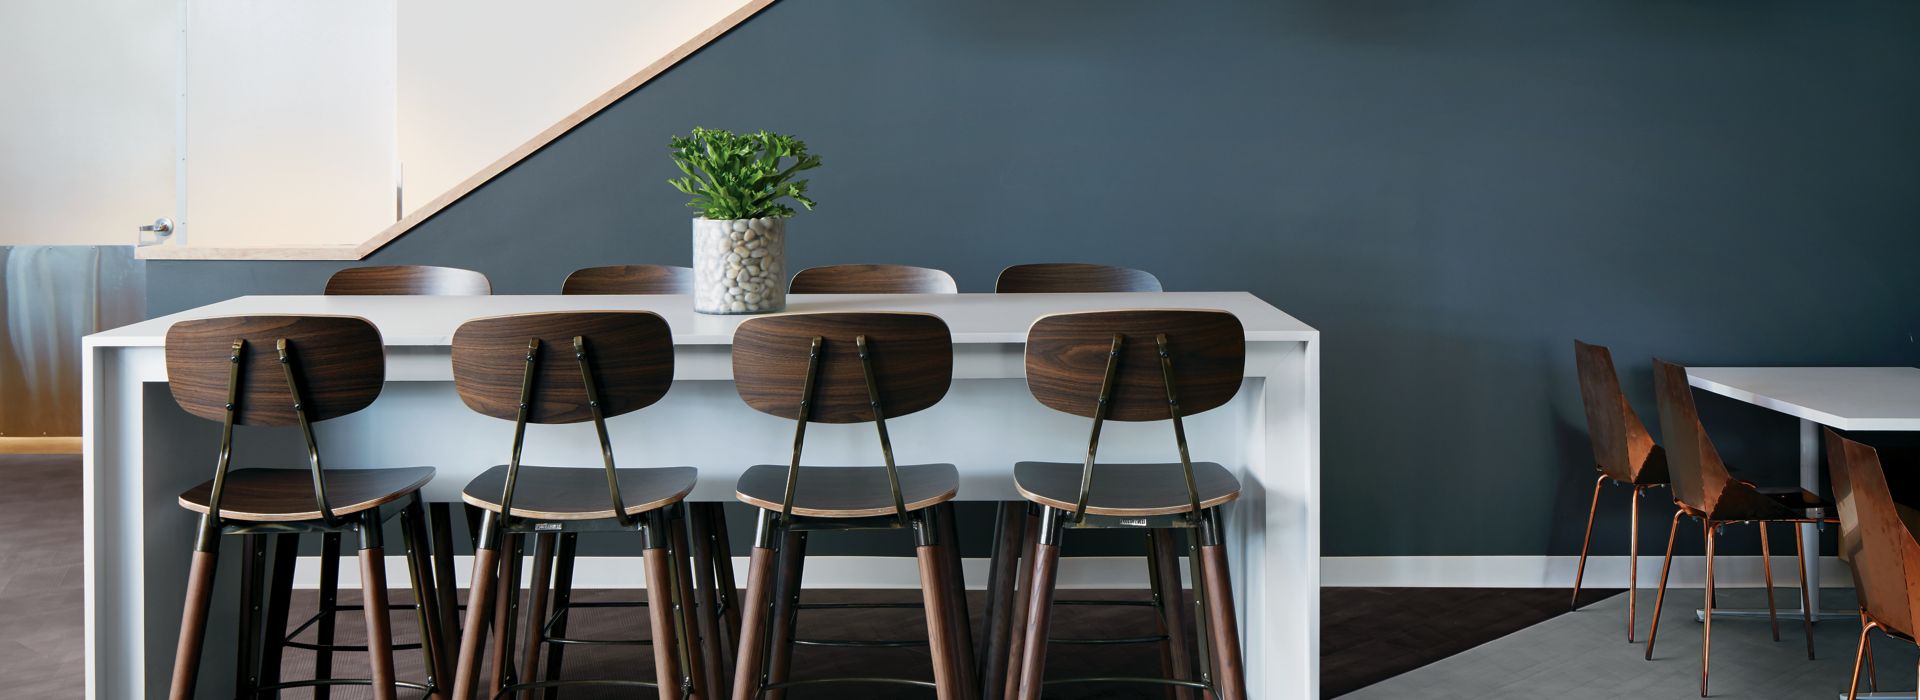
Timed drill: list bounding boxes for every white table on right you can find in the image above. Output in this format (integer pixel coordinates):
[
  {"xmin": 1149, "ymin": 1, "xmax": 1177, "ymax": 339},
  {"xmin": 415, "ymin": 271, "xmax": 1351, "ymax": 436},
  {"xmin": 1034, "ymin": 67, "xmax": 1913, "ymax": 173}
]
[{"xmin": 1686, "ymin": 366, "xmax": 1920, "ymax": 700}]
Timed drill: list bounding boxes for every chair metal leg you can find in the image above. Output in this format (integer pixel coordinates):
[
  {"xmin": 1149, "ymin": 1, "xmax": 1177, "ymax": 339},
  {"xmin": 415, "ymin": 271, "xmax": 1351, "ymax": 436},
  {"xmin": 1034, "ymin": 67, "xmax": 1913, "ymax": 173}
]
[
  {"xmin": 711, "ymin": 505, "xmax": 743, "ymax": 643},
  {"xmin": 429, "ymin": 502, "xmax": 461, "ymax": 649},
  {"xmin": 1003, "ymin": 506, "xmax": 1041, "ymax": 700},
  {"xmin": 1760, "ymin": 522, "xmax": 1780, "ymax": 641},
  {"xmin": 1148, "ymin": 528, "xmax": 1197, "ymax": 700},
  {"xmin": 1645, "ymin": 510, "xmax": 1685, "ymax": 660},
  {"xmin": 916, "ymin": 510, "xmax": 963, "ymax": 700},
  {"xmin": 489, "ymin": 534, "xmax": 524, "ymax": 694},
  {"xmin": 668, "ymin": 506, "xmax": 710, "ymax": 700},
  {"xmin": 730, "ymin": 510, "xmax": 782, "ymax": 700},
  {"xmin": 168, "ymin": 545, "xmax": 220, "ymax": 700},
  {"xmin": 1794, "ymin": 523, "xmax": 1815, "ymax": 660},
  {"xmin": 1864, "ymin": 610, "xmax": 1879, "ymax": 691},
  {"xmin": 315, "ymin": 532, "xmax": 342, "ymax": 700},
  {"xmin": 1573, "ymin": 474, "xmax": 1607, "ymax": 610},
  {"xmin": 401, "ymin": 497, "xmax": 451, "ymax": 700},
  {"xmin": 644, "ymin": 525, "xmax": 687, "ymax": 700},
  {"xmin": 519, "ymin": 533, "xmax": 556, "ymax": 700},
  {"xmin": 257, "ymin": 533, "xmax": 299, "ymax": 696},
  {"xmin": 981, "ymin": 502, "xmax": 1025, "ymax": 700},
  {"xmin": 689, "ymin": 503, "xmax": 730, "ymax": 698},
  {"xmin": 236, "ymin": 534, "xmax": 267, "ymax": 697},
  {"xmin": 1014, "ymin": 507, "xmax": 1066, "ymax": 700},
  {"xmin": 1848, "ymin": 617, "xmax": 1880, "ymax": 700},
  {"xmin": 450, "ymin": 513, "xmax": 501, "ymax": 700},
  {"xmin": 542, "ymin": 534, "xmax": 578, "ymax": 700},
  {"xmin": 359, "ymin": 514, "xmax": 399, "ymax": 700},
  {"xmin": 1628, "ymin": 486, "xmax": 1642, "ymax": 642},
  {"xmin": 934, "ymin": 503, "xmax": 978, "ymax": 699},
  {"xmin": 1701, "ymin": 521, "xmax": 1716, "ymax": 698},
  {"xmin": 763, "ymin": 530, "xmax": 806, "ymax": 700}
]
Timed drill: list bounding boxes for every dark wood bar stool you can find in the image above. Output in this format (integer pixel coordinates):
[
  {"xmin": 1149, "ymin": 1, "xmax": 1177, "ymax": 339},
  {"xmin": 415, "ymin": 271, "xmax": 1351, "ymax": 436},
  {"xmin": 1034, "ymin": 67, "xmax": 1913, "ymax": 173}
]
[
  {"xmin": 163, "ymin": 315, "xmax": 448, "ymax": 700},
  {"xmin": 562, "ymin": 264, "xmax": 695, "ymax": 295},
  {"xmin": 445, "ymin": 311, "xmax": 708, "ymax": 700},
  {"xmin": 994, "ymin": 263, "xmax": 1162, "ymax": 293},
  {"xmin": 1827, "ymin": 430, "xmax": 1920, "ymax": 700},
  {"xmin": 1644, "ymin": 358, "xmax": 1832, "ymax": 696},
  {"xmin": 1008, "ymin": 309, "xmax": 1249, "ymax": 700},
  {"xmin": 1570, "ymin": 340, "xmax": 1670, "ymax": 640},
  {"xmin": 324, "ymin": 265, "xmax": 492, "ymax": 295},
  {"xmin": 726, "ymin": 312, "xmax": 973, "ymax": 700},
  {"xmin": 789, "ymin": 264, "xmax": 958, "ymax": 294}
]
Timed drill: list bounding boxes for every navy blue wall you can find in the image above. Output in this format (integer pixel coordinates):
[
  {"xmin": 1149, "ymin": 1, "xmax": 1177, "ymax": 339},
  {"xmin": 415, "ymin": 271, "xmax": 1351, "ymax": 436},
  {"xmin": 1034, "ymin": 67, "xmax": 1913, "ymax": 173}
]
[{"xmin": 147, "ymin": 1, "xmax": 1920, "ymax": 558}]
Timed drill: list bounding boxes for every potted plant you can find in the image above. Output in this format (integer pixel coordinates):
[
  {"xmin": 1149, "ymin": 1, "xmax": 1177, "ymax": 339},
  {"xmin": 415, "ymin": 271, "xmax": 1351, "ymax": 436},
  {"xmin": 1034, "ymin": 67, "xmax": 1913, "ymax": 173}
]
[{"xmin": 668, "ymin": 127, "xmax": 821, "ymax": 314}]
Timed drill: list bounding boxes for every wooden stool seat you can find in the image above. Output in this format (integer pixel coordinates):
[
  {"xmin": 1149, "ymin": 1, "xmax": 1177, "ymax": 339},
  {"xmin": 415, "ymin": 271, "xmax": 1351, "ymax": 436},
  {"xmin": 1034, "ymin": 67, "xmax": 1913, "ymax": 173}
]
[
  {"xmin": 1013, "ymin": 461, "xmax": 1239, "ymax": 517},
  {"xmin": 735, "ymin": 463, "xmax": 958, "ymax": 518},
  {"xmin": 460, "ymin": 465, "xmax": 698, "ymax": 521},
  {"xmin": 177, "ymin": 467, "xmax": 434, "ymax": 523}
]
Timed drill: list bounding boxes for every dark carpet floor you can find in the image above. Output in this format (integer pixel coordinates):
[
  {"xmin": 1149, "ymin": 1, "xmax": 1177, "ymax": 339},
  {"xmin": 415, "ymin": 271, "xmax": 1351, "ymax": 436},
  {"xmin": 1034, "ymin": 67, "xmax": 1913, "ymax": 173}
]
[{"xmin": 0, "ymin": 453, "xmax": 1612, "ymax": 698}]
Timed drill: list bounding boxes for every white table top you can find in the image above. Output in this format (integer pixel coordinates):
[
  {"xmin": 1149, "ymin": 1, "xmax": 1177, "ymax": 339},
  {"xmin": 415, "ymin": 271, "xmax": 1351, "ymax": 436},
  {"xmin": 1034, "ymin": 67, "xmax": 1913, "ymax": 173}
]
[
  {"xmin": 87, "ymin": 292, "xmax": 1316, "ymax": 347},
  {"xmin": 1687, "ymin": 366, "xmax": 1920, "ymax": 431}
]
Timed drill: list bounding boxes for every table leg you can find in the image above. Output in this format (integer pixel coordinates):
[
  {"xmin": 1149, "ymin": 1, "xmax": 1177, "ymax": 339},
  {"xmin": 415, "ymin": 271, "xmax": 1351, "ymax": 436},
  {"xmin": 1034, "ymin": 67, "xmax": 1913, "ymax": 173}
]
[{"xmin": 1698, "ymin": 418, "xmax": 1848, "ymax": 624}]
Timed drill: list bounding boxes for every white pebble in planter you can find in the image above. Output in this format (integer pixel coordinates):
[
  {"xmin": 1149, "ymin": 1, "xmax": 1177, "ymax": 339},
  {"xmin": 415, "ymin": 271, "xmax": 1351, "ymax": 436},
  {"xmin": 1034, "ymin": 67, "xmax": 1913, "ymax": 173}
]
[{"xmin": 692, "ymin": 216, "xmax": 786, "ymax": 314}]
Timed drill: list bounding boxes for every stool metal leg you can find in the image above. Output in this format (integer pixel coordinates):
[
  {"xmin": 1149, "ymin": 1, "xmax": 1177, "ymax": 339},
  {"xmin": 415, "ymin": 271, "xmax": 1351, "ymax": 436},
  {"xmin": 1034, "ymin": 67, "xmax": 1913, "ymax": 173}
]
[
  {"xmin": 1148, "ymin": 528, "xmax": 1197, "ymax": 700},
  {"xmin": 489, "ymin": 534, "xmax": 525, "ymax": 694},
  {"xmin": 730, "ymin": 510, "xmax": 782, "ymax": 700},
  {"xmin": 668, "ymin": 505, "xmax": 710, "ymax": 700},
  {"xmin": 541, "ymin": 533, "xmax": 578, "ymax": 700},
  {"xmin": 450, "ymin": 512, "xmax": 502, "ymax": 700},
  {"xmin": 401, "ymin": 497, "xmax": 451, "ymax": 700},
  {"xmin": 358, "ymin": 512, "xmax": 399, "ymax": 700},
  {"xmin": 711, "ymin": 505, "xmax": 743, "ymax": 642},
  {"xmin": 689, "ymin": 503, "xmax": 730, "ymax": 697},
  {"xmin": 315, "ymin": 532, "xmax": 342, "ymax": 700},
  {"xmin": 1014, "ymin": 507, "xmax": 1067, "ymax": 700},
  {"xmin": 236, "ymin": 534, "xmax": 267, "ymax": 696},
  {"xmin": 981, "ymin": 501, "xmax": 1024, "ymax": 700},
  {"xmin": 257, "ymin": 533, "xmax": 300, "ymax": 695},
  {"xmin": 429, "ymin": 502, "xmax": 460, "ymax": 648},
  {"xmin": 519, "ymin": 534, "xmax": 556, "ymax": 700},
  {"xmin": 1002, "ymin": 505, "xmax": 1041, "ymax": 700},
  {"xmin": 764, "ymin": 530, "xmax": 807, "ymax": 700}
]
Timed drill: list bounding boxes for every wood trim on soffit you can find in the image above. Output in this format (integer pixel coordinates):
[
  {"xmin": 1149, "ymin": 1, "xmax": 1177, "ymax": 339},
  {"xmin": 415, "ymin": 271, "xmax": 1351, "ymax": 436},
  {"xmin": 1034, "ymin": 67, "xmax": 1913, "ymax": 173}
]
[{"xmin": 139, "ymin": 0, "xmax": 778, "ymax": 262}]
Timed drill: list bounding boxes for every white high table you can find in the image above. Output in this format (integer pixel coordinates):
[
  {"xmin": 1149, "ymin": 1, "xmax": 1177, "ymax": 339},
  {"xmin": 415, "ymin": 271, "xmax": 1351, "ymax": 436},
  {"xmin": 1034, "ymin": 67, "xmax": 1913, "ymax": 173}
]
[
  {"xmin": 1686, "ymin": 369, "xmax": 1920, "ymax": 620},
  {"xmin": 82, "ymin": 292, "xmax": 1321, "ymax": 699}
]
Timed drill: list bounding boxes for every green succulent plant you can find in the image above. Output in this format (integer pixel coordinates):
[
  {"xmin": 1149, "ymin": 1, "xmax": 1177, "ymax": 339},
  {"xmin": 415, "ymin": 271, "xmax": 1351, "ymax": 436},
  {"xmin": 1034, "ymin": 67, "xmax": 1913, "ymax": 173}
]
[{"xmin": 667, "ymin": 127, "xmax": 821, "ymax": 220}]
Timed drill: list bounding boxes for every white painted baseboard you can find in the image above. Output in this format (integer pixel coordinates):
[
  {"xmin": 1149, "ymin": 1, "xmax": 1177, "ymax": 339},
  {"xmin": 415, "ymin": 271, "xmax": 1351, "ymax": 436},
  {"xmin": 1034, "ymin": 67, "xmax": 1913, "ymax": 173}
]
[
  {"xmin": 1321, "ymin": 555, "xmax": 1850, "ymax": 589},
  {"xmin": 296, "ymin": 555, "xmax": 1175, "ymax": 591}
]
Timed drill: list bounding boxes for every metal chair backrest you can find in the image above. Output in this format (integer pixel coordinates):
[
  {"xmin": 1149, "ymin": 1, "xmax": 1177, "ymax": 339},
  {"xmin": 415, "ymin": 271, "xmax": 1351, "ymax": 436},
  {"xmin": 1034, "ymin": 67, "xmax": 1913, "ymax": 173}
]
[
  {"xmin": 1827, "ymin": 429, "xmax": 1920, "ymax": 639},
  {"xmin": 1574, "ymin": 340, "xmax": 1659, "ymax": 482}
]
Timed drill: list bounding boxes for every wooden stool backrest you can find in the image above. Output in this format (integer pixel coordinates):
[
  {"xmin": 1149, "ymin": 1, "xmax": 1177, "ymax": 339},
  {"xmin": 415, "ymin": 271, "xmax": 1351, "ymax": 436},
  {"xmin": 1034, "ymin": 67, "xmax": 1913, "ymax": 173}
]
[
  {"xmin": 451, "ymin": 311, "xmax": 674, "ymax": 424},
  {"xmin": 1025, "ymin": 310, "xmax": 1244, "ymax": 422},
  {"xmin": 995, "ymin": 263, "xmax": 1162, "ymax": 293},
  {"xmin": 325, "ymin": 265, "xmax": 492, "ymax": 295},
  {"xmin": 165, "ymin": 315, "xmax": 385, "ymax": 426},
  {"xmin": 561, "ymin": 265, "xmax": 694, "ymax": 295},
  {"xmin": 732, "ymin": 312, "xmax": 952, "ymax": 424},
  {"xmin": 789, "ymin": 264, "xmax": 958, "ymax": 294}
]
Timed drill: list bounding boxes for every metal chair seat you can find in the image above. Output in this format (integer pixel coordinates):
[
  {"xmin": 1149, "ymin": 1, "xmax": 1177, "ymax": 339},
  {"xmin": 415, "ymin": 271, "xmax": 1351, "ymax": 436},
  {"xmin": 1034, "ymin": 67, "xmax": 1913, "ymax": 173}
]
[
  {"xmin": 178, "ymin": 466, "xmax": 435, "ymax": 522},
  {"xmin": 460, "ymin": 465, "xmax": 697, "ymax": 521},
  {"xmin": 735, "ymin": 463, "xmax": 958, "ymax": 518},
  {"xmin": 1014, "ymin": 461, "xmax": 1239, "ymax": 517}
]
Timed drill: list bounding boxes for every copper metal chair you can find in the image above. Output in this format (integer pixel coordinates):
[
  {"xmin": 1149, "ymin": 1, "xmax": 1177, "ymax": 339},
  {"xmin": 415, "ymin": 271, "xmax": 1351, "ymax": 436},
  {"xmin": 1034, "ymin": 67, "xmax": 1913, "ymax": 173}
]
[
  {"xmin": 1007, "ymin": 309, "xmax": 1249, "ymax": 700},
  {"xmin": 562, "ymin": 264, "xmax": 695, "ymax": 295},
  {"xmin": 445, "ymin": 311, "xmax": 707, "ymax": 699},
  {"xmin": 163, "ymin": 315, "xmax": 446, "ymax": 700},
  {"xmin": 325, "ymin": 265, "xmax": 492, "ymax": 295},
  {"xmin": 1570, "ymin": 340, "xmax": 1670, "ymax": 640},
  {"xmin": 788, "ymin": 264, "xmax": 958, "ymax": 294},
  {"xmin": 1644, "ymin": 358, "xmax": 1829, "ymax": 696},
  {"xmin": 1825, "ymin": 430, "xmax": 1920, "ymax": 700},
  {"xmin": 726, "ymin": 312, "xmax": 973, "ymax": 700},
  {"xmin": 994, "ymin": 263, "xmax": 1162, "ymax": 293}
]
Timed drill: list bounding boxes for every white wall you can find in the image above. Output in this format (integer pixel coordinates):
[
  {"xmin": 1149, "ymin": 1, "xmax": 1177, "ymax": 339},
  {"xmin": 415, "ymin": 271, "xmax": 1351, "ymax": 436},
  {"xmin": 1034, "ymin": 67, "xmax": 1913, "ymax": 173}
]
[{"xmin": 0, "ymin": 0, "xmax": 177, "ymax": 246}]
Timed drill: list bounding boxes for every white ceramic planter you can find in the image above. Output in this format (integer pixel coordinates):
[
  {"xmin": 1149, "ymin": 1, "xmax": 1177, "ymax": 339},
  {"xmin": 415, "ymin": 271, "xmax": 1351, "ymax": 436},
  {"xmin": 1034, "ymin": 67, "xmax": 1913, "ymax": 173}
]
[{"xmin": 692, "ymin": 216, "xmax": 786, "ymax": 314}]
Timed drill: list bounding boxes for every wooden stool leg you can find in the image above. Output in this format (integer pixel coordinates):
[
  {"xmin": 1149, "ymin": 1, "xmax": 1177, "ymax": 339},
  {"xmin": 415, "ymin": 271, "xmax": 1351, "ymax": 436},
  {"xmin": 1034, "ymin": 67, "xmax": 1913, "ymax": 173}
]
[
  {"xmin": 934, "ymin": 503, "xmax": 978, "ymax": 699},
  {"xmin": 542, "ymin": 533, "xmax": 578, "ymax": 700},
  {"xmin": 168, "ymin": 528, "xmax": 221, "ymax": 700},
  {"xmin": 981, "ymin": 502, "xmax": 1025, "ymax": 700},
  {"xmin": 1013, "ymin": 507, "xmax": 1066, "ymax": 700},
  {"xmin": 917, "ymin": 510, "xmax": 963, "ymax": 700},
  {"xmin": 450, "ymin": 513, "xmax": 502, "ymax": 700},
  {"xmin": 489, "ymin": 534, "xmax": 525, "ymax": 694},
  {"xmin": 1002, "ymin": 505, "xmax": 1041, "ymax": 700},
  {"xmin": 730, "ymin": 510, "xmax": 782, "ymax": 700},
  {"xmin": 689, "ymin": 503, "xmax": 730, "ymax": 697},
  {"xmin": 401, "ymin": 498, "xmax": 451, "ymax": 700},
  {"xmin": 429, "ymin": 502, "xmax": 461, "ymax": 650},
  {"xmin": 315, "ymin": 532, "xmax": 342, "ymax": 700},
  {"xmin": 235, "ymin": 534, "xmax": 267, "ymax": 696},
  {"xmin": 763, "ymin": 530, "xmax": 807, "ymax": 700},
  {"xmin": 519, "ymin": 533, "xmax": 556, "ymax": 700},
  {"xmin": 1197, "ymin": 510, "xmax": 1246, "ymax": 700},
  {"xmin": 643, "ymin": 513, "xmax": 686, "ymax": 700},
  {"xmin": 257, "ymin": 533, "xmax": 300, "ymax": 694},
  {"xmin": 1148, "ymin": 528, "xmax": 1197, "ymax": 700},
  {"xmin": 669, "ymin": 506, "xmax": 711, "ymax": 700},
  {"xmin": 359, "ymin": 514, "xmax": 400, "ymax": 700}
]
